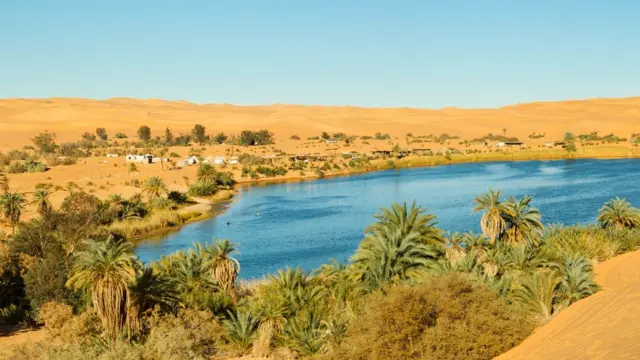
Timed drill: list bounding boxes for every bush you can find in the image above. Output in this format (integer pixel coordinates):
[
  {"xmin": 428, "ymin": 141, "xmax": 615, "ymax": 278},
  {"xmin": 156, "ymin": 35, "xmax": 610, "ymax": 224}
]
[
  {"xmin": 115, "ymin": 132, "xmax": 128, "ymax": 139},
  {"xmin": 6, "ymin": 159, "xmax": 47, "ymax": 174},
  {"xmin": 188, "ymin": 181, "xmax": 217, "ymax": 197},
  {"xmin": 167, "ymin": 190, "xmax": 189, "ymax": 205},
  {"xmin": 290, "ymin": 135, "xmax": 301, "ymax": 140},
  {"xmin": 330, "ymin": 274, "xmax": 533, "ymax": 360},
  {"xmin": 39, "ymin": 301, "xmax": 73, "ymax": 333}
]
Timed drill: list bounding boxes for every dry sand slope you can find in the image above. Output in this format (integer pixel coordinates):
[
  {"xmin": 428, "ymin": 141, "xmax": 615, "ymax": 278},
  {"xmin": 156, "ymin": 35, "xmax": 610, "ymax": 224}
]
[
  {"xmin": 2, "ymin": 97, "xmax": 640, "ymax": 148},
  {"xmin": 497, "ymin": 250, "xmax": 640, "ymax": 360}
]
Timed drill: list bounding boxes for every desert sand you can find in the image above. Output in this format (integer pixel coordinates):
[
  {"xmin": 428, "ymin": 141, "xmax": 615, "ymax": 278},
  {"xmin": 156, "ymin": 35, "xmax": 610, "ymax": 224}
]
[
  {"xmin": 2, "ymin": 97, "xmax": 640, "ymax": 150},
  {"xmin": 497, "ymin": 250, "xmax": 640, "ymax": 359}
]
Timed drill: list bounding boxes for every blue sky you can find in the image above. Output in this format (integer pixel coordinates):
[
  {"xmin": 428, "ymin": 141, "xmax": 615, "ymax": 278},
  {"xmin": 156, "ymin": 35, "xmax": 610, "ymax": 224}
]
[{"xmin": 1, "ymin": 0, "xmax": 639, "ymax": 108}]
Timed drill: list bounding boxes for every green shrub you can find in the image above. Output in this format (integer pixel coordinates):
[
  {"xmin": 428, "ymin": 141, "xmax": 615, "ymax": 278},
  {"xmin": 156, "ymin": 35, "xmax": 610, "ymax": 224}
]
[{"xmin": 330, "ymin": 274, "xmax": 533, "ymax": 360}]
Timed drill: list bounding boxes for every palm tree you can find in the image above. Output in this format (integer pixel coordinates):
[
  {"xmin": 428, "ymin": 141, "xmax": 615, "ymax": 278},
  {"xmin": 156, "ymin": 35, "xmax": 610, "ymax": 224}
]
[
  {"xmin": 473, "ymin": 189, "xmax": 507, "ymax": 244},
  {"xmin": 444, "ymin": 232, "xmax": 466, "ymax": 265},
  {"xmin": 597, "ymin": 197, "xmax": 640, "ymax": 229},
  {"xmin": 224, "ymin": 310, "xmax": 260, "ymax": 351},
  {"xmin": 0, "ymin": 191, "xmax": 27, "ymax": 233},
  {"xmin": 142, "ymin": 176, "xmax": 168, "ymax": 199},
  {"xmin": 502, "ymin": 195, "xmax": 543, "ymax": 244},
  {"xmin": 0, "ymin": 171, "xmax": 9, "ymax": 192},
  {"xmin": 66, "ymin": 238, "xmax": 138, "ymax": 340},
  {"xmin": 127, "ymin": 267, "xmax": 177, "ymax": 338},
  {"xmin": 552, "ymin": 255, "xmax": 599, "ymax": 307},
  {"xmin": 169, "ymin": 246, "xmax": 218, "ymax": 308},
  {"xmin": 31, "ymin": 188, "xmax": 53, "ymax": 215},
  {"xmin": 511, "ymin": 270, "xmax": 562, "ymax": 323},
  {"xmin": 203, "ymin": 239, "xmax": 240, "ymax": 302},
  {"xmin": 197, "ymin": 163, "xmax": 218, "ymax": 184},
  {"xmin": 366, "ymin": 201, "xmax": 442, "ymax": 245},
  {"xmin": 352, "ymin": 208, "xmax": 440, "ymax": 290},
  {"xmin": 463, "ymin": 232, "xmax": 489, "ymax": 256}
]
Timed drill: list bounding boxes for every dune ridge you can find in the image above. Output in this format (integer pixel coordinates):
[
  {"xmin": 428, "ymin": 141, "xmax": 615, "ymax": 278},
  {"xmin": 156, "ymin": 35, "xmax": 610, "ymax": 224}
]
[{"xmin": 2, "ymin": 96, "xmax": 640, "ymax": 149}]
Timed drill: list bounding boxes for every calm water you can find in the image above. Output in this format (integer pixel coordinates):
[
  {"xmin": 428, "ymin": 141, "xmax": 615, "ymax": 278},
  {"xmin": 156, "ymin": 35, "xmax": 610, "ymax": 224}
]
[{"xmin": 136, "ymin": 159, "xmax": 640, "ymax": 279}]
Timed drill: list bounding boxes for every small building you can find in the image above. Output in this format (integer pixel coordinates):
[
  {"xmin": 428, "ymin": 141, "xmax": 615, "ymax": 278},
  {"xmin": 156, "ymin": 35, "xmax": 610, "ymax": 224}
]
[
  {"xmin": 544, "ymin": 142, "xmax": 554, "ymax": 148},
  {"xmin": 184, "ymin": 156, "xmax": 199, "ymax": 165},
  {"xmin": 151, "ymin": 157, "xmax": 169, "ymax": 164},
  {"xmin": 495, "ymin": 142, "xmax": 506, "ymax": 147},
  {"xmin": 106, "ymin": 153, "xmax": 119, "ymax": 158},
  {"xmin": 325, "ymin": 139, "xmax": 337, "ymax": 144},
  {"xmin": 213, "ymin": 157, "xmax": 225, "ymax": 165},
  {"xmin": 125, "ymin": 154, "xmax": 152, "ymax": 164},
  {"xmin": 229, "ymin": 157, "xmax": 239, "ymax": 165}
]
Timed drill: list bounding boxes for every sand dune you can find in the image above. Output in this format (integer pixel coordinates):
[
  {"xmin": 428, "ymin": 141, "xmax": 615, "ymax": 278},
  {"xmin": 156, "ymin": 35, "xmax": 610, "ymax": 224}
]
[
  {"xmin": 2, "ymin": 97, "xmax": 640, "ymax": 149},
  {"xmin": 497, "ymin": 250, "xmax": 640, "ymax": 360}
]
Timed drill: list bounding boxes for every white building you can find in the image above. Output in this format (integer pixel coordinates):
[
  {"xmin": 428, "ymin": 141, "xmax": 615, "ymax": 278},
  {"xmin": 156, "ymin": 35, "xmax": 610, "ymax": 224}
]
[
  {"xmin": 125, "ymin": 154, "xmax": 152, "ymax": 164},
  {"xmin": 213, "ymin": 156, "xmax": 225, "ymax": 165},
  {"xmin": 228, "ymin": 157, "xmax": 239, "ymax": 165},
  {"xmin": 185, "ymin": 156, "xmax": 199, "ymax": 165},
  {"xmin": 151, "ymin": 157, "xmax": 169, "ymax": 164},
  {"xmin": 495, "ymin": 142, "xmax": 506, "ymax": 147},
  {"xmin": 106, "ymin": 153, "xmax": 119, "ymax": 158}
]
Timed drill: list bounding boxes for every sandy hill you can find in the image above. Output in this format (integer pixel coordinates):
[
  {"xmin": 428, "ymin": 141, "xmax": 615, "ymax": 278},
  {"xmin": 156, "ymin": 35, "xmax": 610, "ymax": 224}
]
[
  {"xmin": 497, "ymin": 250, "xmax": 640, "ymax": 359},
  {"xmin": 1, "ymin": 97, "xmax": 640, "ymax": 148}
]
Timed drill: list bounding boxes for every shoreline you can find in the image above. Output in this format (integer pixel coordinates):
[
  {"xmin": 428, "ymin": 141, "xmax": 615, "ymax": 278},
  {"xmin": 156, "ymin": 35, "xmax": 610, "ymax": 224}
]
[{"xmin": 132, "ymin": 146, "xmax": 640, "ymax": 243}]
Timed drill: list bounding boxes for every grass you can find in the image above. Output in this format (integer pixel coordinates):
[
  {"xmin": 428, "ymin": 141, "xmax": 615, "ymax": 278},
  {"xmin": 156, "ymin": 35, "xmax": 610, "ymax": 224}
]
[{"xmin": 109, "ymin": 210, "xmax": 202, "ymax": 239}]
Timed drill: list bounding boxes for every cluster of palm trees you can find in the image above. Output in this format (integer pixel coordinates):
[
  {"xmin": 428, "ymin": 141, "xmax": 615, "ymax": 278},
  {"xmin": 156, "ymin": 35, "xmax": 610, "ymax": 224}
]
[
  {"xmin": 0, "ymin": 173, "xmax": 54, "ymax": 233},
  {"xmin": 66, "ymin": 237, "xmax": 240, "ymax": 340}
]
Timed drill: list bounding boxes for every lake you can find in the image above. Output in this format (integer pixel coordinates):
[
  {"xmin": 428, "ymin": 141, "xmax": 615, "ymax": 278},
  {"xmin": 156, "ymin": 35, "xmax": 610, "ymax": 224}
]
[{"xmin": 136, "ymin": 159, "xmax": 640, "ymax": 278}]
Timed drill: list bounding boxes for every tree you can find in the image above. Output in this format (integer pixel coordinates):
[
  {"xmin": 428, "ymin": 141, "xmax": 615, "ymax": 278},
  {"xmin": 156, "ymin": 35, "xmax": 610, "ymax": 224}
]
[
  {"xmin": 127, "ymin": 267, "xmax": 177, "ymax": 337},
  {"xmin": 115, "ymin": 132, "xmax": 128, "ymax": 139},
  {"xmin": 502, "ymin": 195, "xmax": 543, "ymax": 244},
  {"xmin": 137, "ymin": 126, "xmax": 151, "ymax": 142},
  {"xmin": 142, "ymin": 176, "xmax": 168, "ymax": 199},
  {"xmin": 0, "ymin": 191, "xmax": 27, "ymax": 232},
  {"xmin": 96, "ymin": 128, "xmax": 108, "ymax": 141},
  {"xmin": 204, "ymin": 239, "xmax": 240, "ymax": 302},
  {"xmin": 158, "ymin": 148, "xmax": 168, "ymax": 170},
  {"xmin": 321, "ymin": 132, "xmax": 330, "ymax": 140},
  {"xmin": 352, "ymin": 202, "xmax": 441, "ymax": 290},
  {"xmin": 66, "ymin": 238, "xmax": 138, "ymax": 340},
  {"xmin": 473, "ymin": 189, "xmax": 507, "ymax": 244},
  {"xmin": 563, "ymin": 132, "xmax": 577, "ymax": 153},
  {"xmin": 82, "ymin": 132, "xmax": 96, "ymax": 141},
  {"xmin": 197, "ymin": 163, "xmax": 218, "ymax": 184},
  {"xmin": 552, "ymin": 255, "xmax": 599, "ymax": 307},
  {"xmin": 164, "ymin": 127, "xmax": 173, "ymax": 145},
  {"xmin": 192, "ymin": 124, "xmax": 207, "ymax": 145},
  {"xmin": 444, "ymin": 232, "xmax": 466, "ymax": 265},
  {"xmin": 0, "ymin": 171, "xmax": 9, "ymax": 192},
  {"xmin": 31, "ymin": 131, "xmax": 57, "ymax": 154},
  {"xmin": 597, "ymin": 197, "xmax": 640, "ymax": 229},
  {"xmin": 128, "ymin": 163, "xmax": 138, "ymax": 173},
  {"xmin": 31, "ymin": 188, "xmax": 53, "ymax": 215},
  {"xmin": 214, "ymin": 132, "xmax": 228, "ymax": 144}
]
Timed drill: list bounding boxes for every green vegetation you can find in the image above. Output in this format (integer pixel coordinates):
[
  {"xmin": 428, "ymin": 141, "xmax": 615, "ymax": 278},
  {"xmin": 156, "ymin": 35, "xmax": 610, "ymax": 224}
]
[
  {"xmin": 2, "ymin": 186, "xmax": 640, "ymax": 359},
  {"xmin": 137, "ymin": 125, "xmax": 151, "ymax": 142},
  {"xmin": 188, "ymin": 163, "xmax": 235, "ymax": 197},
  {"xmin": 564, "ymin": 132, "xmax": 577, "ymax": 153}
]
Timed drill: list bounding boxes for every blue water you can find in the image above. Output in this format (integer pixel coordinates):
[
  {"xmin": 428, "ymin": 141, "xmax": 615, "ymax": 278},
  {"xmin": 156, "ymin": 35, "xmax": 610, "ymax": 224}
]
[{"xmin": 136, "ymin": 159, "xmax": 640, "ymax": 279}]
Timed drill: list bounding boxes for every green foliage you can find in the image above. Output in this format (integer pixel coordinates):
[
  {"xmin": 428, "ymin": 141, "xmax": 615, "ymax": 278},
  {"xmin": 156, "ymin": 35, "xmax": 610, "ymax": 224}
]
[
  {"xmin": 224, "ymin": 310, "xmax": 260, "ymax": 351},
  {"xmin": 31, "ymin": 131, "xmax": 58, "ymax": 154},
  {"xmin": 96, "ymin": 128, "xmax": 108, "ymax": 141},
  {"xmin": 114, "ymin": 132, "xmax": 127, "ymax": 139},
  {"xmin": 6, "ymin": 159, "xmax": 47, "ymax": 173},
  {"xmin": 137, "ymin": 125, "xmax": 151, "ymax": 142},
  {"xmin": 191, "ymin": 124, "xmax": 207, "ymax": 144},
  {"xmin": 563, "ymin": 132, "xmax": 577, "ymax": 153},
  {"xmin": 239, "ymin": 129, "xmax": 274, "ymax": 146},
  {"xmin": 330, "ymin": 274, "xmax": 534, "ymax": 360}
]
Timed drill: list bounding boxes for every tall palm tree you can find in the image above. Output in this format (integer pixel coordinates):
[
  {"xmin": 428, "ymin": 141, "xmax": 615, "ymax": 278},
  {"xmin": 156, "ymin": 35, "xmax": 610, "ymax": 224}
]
[
  {"xmin": 0, "ymin": 191, "xmax": 27, "ymax": 233},
  {"xmin": 502, "ymin": 195, "xmax": 543, "ymax": 244},
  {"xmin": 366, "ymin": 201, "xmax": 442, "ymax": 245},
  {"xmin": 31, "ymin": 188, "xmax": 53, "ymax": 215},
  {"xmin": 597, "ymin": 197, "xmax": 640, "ymax": 229},
  {"xmin": 142, "ymin": 176, "xmax": 168, "ymax": 199},
  {"xmin": 203, "ymin": 239, "xmax": 240, "ymax": 302},
  {"xmin": 473, "ymin": 189, "xmax": 507, "ymax": 244},
  {"xmin": 66, "ymin": 238, "xmax": 138, "ymax": 340}
]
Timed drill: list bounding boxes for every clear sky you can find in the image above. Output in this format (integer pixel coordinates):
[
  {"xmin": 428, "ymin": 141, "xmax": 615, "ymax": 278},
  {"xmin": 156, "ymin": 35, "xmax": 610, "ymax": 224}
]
[{"xmin": 1, "ymin": 0, "xmax": 639, "ymax": 108}]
